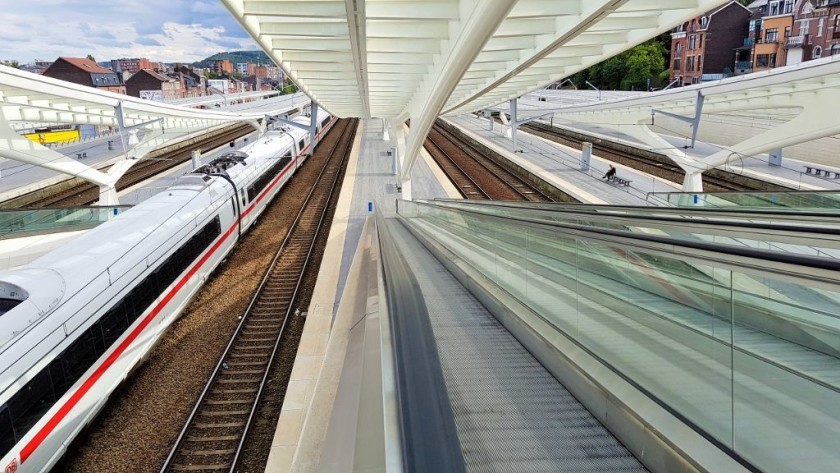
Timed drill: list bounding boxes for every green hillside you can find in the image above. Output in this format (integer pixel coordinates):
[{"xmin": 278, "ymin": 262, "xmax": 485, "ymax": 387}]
[{"xmin": 193, "ymin": 51, "xmax": 273, "ymax": 67}]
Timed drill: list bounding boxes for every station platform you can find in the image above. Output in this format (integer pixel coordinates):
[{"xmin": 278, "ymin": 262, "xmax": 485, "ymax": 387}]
[
  {"xmin": 446, "ymin": 113, "xmax": 679, "ymax": 205},
  {"xmin": 269, "ymin": 118, "xmax": 840, "ymax": 473}
]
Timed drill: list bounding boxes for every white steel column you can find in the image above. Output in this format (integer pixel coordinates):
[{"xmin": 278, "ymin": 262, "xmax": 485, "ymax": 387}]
[
  {"xmin": 400, "ymin": 0, "xmax": 517, "ymax": 200},
  {"xmin": 683, "ymin": 88, "xmax": 840, "ymax": 191}
]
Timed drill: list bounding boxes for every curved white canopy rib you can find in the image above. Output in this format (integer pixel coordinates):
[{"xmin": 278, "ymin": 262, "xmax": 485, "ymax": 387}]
[
  {"xmin": 544, "ymin": 56, "xmax": 840, "ymax": 191},
  {"xmin": 222, "ymin": 0, "xmax": 727, "ymax": 197},
  {"xmin": 222, "ymin": 0, "xmax": 726, "ymax": 120}
]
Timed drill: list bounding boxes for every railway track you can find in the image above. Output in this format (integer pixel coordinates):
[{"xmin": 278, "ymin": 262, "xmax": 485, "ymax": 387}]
[
  {"xmin": 11, "ymin": 123, "xmax": 256, "ymax": 208},
  {"xmin": 424, "ymin": 120, "xmax": 555, "ymax": 201},
  {"xmin": 520, "ymin": 121, "xmax": 791, "ymax": 192},
  {"xmin": 159, "ymin": 118, "xmax": 358, "ymax": 473}
]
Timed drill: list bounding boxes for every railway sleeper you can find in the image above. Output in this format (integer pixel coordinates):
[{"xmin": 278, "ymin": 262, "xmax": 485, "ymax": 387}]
[
  {"xmin": 219, "ymin": 369, "xmax": 267, "ymax": 375},
  {"xmin": 185, "ymin": 435, "xmax": 239, "ymax": 442},
  {"xmin": 230, "ymin": 344, "xmax": 274, "ymax": 350},
  {"xmin": 204, "ymin": 399, "xmax": 254, "ymax": 405},
  {"xmin": 183, "ymin": 448, "xmax": 237, "ymax": 456},
  {"xmin": 237, "ymin": 336, "xmax": 279, "ymax": 342},
  {"xmin": 202, "ymin": 409, "xmax": 251, "ymax": 416},
  {"xmin": 193, "ymin": 422, "xmax": 246, "ymax": 429},
  {"xmin": 216, "ymin": 377, "xmax": 262, "ymax": 384},
  {"xmin": 170, "ymin": 464, "xmax": 229, "ymax": 471},
  {"xmin": 213, "ymin": 388, "xmax": 258, "ymax": 395}
]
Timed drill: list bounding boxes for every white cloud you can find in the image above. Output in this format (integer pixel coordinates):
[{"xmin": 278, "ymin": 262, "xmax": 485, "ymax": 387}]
[{"xmin": 0, "ymin": 1, "xmax": 258, "ymax": 63}]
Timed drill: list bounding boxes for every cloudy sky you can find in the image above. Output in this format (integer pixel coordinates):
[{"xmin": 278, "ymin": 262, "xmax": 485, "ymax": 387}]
[{"xmin": 0, "ymin": 0, "xmax": 259, "ymax": 63}]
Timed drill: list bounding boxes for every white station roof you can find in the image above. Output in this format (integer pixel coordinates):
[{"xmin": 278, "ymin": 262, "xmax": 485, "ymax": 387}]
[{"xmin": 221, "ymin": 0, "xmax": 729, "ymax": 120}]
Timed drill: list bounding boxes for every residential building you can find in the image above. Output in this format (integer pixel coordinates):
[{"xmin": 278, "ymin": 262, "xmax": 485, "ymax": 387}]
[
  {"xmin": 669, "ymin": 1, "xmax": 751, "ymax": 86},
  {"xmin": 21, "ymin": 61, "xmax": 53, "ymax": 74},
  {"xmin": 208, "ymin": 79, "xmax": 232, "ymax": 94},
  {"xmin": 235, "ymin": 62, "xmax": 258, "ymax": 75},
  {"xmin": 110, "ymin": 58, "xmax": 156, "ymax": 74},
  {"xmin": 752, "ymin": 0, "xmax": 795, "ymax": 71},
  {"xmin": 42, "ymin": 57, "xmax": 126, "ymax": 94},
  {"xmin": 242, "ymin": 75, "xmax": 277, "ymax": 91},
  {"xmin": 173, "ymin": 65, "xmax": 207, "ymax": 98},
  {"xmin": 254, "ymin": 66, "xmax": 269, "ymax": 79},
  {"xmin": 125, "ymin": 69, "xmax": 182, "ymax": 101},
  {"xmin": 209, "ymin": 59, "xmax": 234, "ymax": 74},
  {"xmin": 787, "ymin": 0, "xmax": 840, "ymax": 65},
  {"xmin": 265, "ymin": 66, "xmax": 283, "ymax": 81}
]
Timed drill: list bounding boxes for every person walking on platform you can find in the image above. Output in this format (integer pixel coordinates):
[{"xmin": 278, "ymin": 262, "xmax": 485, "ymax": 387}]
[{"xmin": 603, "ymin": 164, "xmax": 616, "ymax": 180}]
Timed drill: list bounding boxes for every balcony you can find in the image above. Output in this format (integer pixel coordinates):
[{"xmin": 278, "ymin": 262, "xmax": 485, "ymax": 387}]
[
  {"xmin": 786, "ymin": 34, "xmax": 808, "ymax": 48},
  {"xmin": 736, "ymin": 61, "xmax": 753, "ymax": 70},
  {"xmin": 743, "ymin": 37, "xmax": 755, "ymax": 47}
]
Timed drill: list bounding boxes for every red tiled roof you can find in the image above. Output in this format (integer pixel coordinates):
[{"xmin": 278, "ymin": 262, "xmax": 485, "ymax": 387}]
[{"xmin": 58, "ymin": 57, "xmax": 115, "ymax": 74}]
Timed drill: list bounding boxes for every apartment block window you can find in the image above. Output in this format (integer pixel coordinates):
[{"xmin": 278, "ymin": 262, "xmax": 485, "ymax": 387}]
[
  {"xmin": 814, "ymin": 46, "xmax": 823, "ymax": 58},
  {"xmin": 831, "ymin": 43, "xmax": 840, "ymax": 55},
  {"xmin": 756, "ymin": 53, "xmax": 777, "ymax": 67},
  {"xmin": 686, "ymin": 56, "xmax": 695, "ymax": 72},
  {"xmin": 818, "ymin": 17, "xmax": 825, "ymax": 37},
  {"xmin": 800, "ymin": 19, "xmax": 811, "ymax": 36},
  {"xmin": 675, "ymin": 43, "xmax": 683, "ymax": 55},
  {"xmin": 765, "ymin": 28, "xmax": 779, "ymax": 42},
  {"xmin": 673, "ymin": 58, "xmax": 682, "ymax": 70},
  {"xmin": 688, "ymin": 34, "xmax": 697, "ymax": 49},
  {"xmin": 769, "ymin": 0, "xmax": 794, "ymax": 15},
  {"xmin": 785, "ymin": 26, "xmax": 791, "ymax": 37}
]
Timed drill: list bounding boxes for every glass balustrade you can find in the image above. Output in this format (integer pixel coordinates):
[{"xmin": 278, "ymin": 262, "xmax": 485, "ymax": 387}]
[
  {"xmin": 648, "ymin": 190, "xmax": 840, "ymax": 210},
  {"xmin": 0, "ymin": 206, "xmax": 130, "ymax": 239},
  {"xmin": 396, "ymin": 199, "xmax": 840, "ymax": 473}
]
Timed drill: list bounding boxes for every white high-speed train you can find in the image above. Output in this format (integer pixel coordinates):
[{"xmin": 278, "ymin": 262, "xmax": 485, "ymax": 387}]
[{"xmin": 0, "ymin": 114, "xmax": 335, "ymax": 473}]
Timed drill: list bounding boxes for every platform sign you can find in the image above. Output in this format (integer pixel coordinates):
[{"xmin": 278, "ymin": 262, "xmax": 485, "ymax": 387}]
[{"xmin": 140, "ymin": 90, "xmax": 164, "ymax": 102}]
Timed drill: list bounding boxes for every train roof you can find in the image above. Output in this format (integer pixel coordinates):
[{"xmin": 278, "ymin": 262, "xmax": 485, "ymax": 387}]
[{"xmin": 1, "ymin": 185, "xmax": 221, "ymax": 301}]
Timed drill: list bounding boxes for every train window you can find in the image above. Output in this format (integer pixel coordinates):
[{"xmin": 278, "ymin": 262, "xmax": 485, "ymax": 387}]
[
  {"xmin": 8, "ymin": 369, "xmax": 56, "ymax": 439},
  {"xmin": 240, "ymin": 189, "xmax": 246, "ymax": 207},
  {"xmin": 1, "ymin": 405, "xmax": 15, "ymax": 456},
  {"xmin": 48, "ymin": 358, "xmax": 68, "ymax": 399},
  {"xmin": 99, "ymin": 306, "xmax": 129, "ymax": 346},
  {"xmin": 298, "ymin": 139, "xmax": 305, "ymax": 152},
  {"xmin": 247, "ymin": 185, "xmax": 257, "ymax": 201}
]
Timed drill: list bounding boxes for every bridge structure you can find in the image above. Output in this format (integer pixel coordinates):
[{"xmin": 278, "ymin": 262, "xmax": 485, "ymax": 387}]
[
  {"xmin": 0, "ymin": 65, "xmax": 300, "ymax": 204},
  {"xmin": 506, "ymin": 55, "xmax": 840, "ymax": 191}
]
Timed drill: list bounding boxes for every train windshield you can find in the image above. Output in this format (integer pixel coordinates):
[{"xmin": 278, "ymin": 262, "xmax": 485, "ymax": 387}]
[{"xmin": 0, "ymin": 281, "xmax": 27, "ymax": 316}]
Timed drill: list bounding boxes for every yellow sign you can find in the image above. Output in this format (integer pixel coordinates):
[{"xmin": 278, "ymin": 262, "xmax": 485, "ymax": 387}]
[{"xmin": 23, "ymin": 129, "xmax": 81, "ymax": 145}]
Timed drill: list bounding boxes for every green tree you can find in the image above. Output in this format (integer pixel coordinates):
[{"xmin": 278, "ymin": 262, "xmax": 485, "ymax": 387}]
[
  {"xmin": 86, "ymin": 54, "xmax": 96, "ymax": 62},
  {"xmin": 621, "ymin": 41, "xmax": 666, "ymax": 90},
  {"xmin": 9, "ymin": 60, "xmax": 20, "ymax": 69}
]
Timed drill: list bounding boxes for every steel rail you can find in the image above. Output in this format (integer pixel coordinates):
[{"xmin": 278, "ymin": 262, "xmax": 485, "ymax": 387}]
[
  {"xmin": 159, "ymin": 118, "xmax": 357, "ymax": 473},
  {"xmin": 432, "ymin": 123, "xmax": 553, "ymax": 202}
]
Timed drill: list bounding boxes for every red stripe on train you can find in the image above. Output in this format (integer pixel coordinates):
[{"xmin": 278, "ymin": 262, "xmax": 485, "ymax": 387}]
[{"xmin": 19, "ymin": 116, "xmax": 335, "ymax": 463}]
